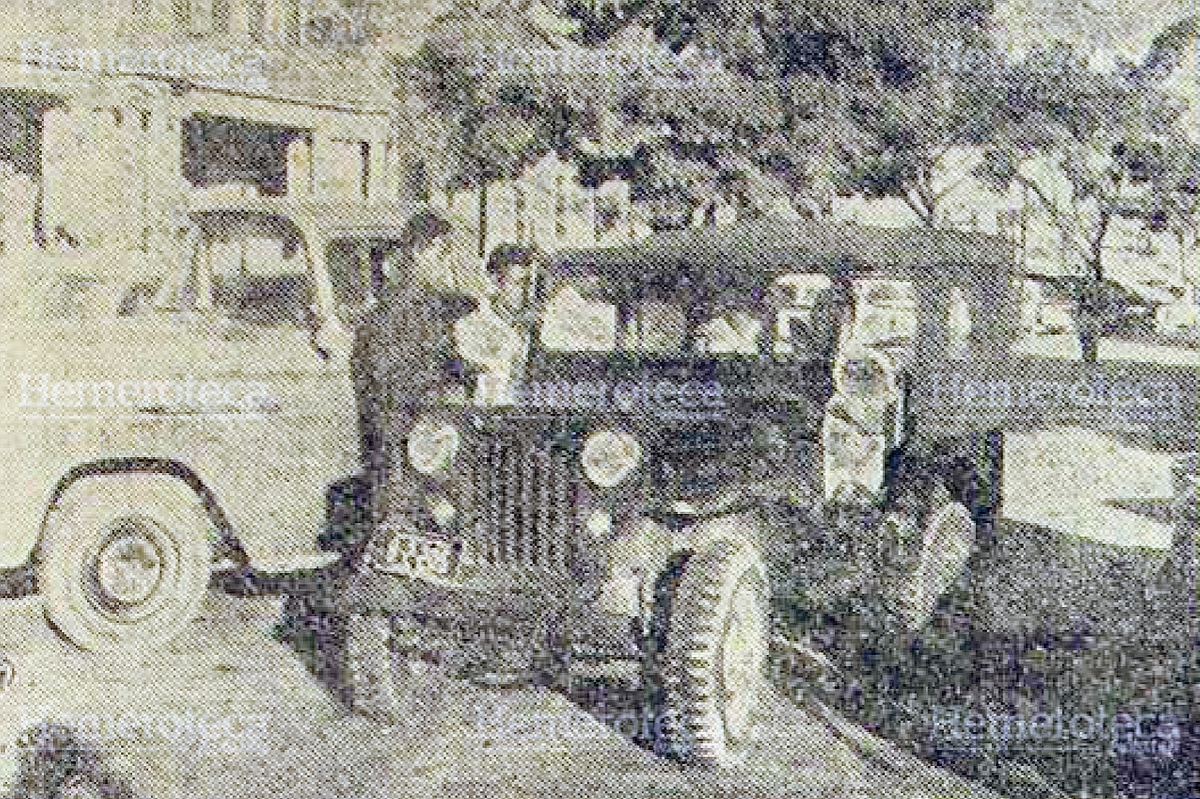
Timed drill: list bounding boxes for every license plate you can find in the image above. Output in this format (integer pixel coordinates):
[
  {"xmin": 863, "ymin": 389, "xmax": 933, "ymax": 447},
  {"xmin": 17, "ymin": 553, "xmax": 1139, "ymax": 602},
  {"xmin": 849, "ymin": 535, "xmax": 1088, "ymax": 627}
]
[{"xmin": 380, "ymin": 531, "xmax": 459, "ymax": 584}]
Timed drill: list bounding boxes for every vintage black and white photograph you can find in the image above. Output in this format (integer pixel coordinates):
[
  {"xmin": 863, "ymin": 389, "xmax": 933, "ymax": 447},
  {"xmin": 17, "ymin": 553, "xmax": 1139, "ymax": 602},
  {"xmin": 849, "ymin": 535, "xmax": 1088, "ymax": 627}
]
[{"xmin": 0, "ymin": 1, "xmax": 1197, "ymax": 797}]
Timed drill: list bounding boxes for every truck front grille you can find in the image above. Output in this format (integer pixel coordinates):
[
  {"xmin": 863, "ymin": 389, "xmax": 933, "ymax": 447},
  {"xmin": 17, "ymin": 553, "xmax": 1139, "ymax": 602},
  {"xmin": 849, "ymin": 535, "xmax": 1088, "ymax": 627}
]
[{"xmin": 473, "ymin": 436, "xmax": 577, "ymax": 571}]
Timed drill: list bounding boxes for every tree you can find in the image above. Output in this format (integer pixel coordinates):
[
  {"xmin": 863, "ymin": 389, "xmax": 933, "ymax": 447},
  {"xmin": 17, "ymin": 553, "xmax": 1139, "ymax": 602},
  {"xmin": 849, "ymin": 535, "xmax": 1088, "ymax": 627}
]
[
  {"xmin": 1137, "ymin": 16, "xmax": 1200, "ymax": 286},
  {"xmin": 1141, "ymin": 141, "xmax": 1200, "ymax": 287},
  {"xmin": 975, "ymin": 43, "xmax": 1188, "ymax": 360},
  {"xmin": 835, "ymin": 61, "xmax": 1005, "ymax": 227},
  {"xmin": 1136, "ymin": 15, "xmax": 1198, "ymax": 82},
  {"xmin": 619, "ymin": 0, "xmax": 1003, "ymax": 223},
  {"xmin": 395, "ymin": 0, "xmax": 1007, "ymax": 229}
]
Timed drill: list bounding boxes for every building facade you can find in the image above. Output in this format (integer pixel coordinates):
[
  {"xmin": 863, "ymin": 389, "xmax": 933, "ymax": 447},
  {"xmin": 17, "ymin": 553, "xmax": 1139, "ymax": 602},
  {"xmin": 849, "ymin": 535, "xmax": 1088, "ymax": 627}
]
[{"xmin": 0, "ymin": 0, "xmax": 432, "ymax": 263}]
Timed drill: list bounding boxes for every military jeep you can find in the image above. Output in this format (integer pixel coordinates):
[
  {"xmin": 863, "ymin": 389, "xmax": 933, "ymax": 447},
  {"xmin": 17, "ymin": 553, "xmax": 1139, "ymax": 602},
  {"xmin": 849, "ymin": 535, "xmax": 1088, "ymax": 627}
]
[{"xmin": 340, "ymin": 218, "xmax": 1029, "ymax": 765}]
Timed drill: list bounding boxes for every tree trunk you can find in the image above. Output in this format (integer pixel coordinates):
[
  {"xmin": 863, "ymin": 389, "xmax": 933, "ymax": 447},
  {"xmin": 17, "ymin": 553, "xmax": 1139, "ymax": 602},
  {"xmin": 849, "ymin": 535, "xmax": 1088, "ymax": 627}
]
[
  {"xmin": 1078, "ymin": 256, "xmax": 1105, "ymax": 363},
  {"xmin": 478, "ymin": 179, "xmax": 488, "ymax": 258}
]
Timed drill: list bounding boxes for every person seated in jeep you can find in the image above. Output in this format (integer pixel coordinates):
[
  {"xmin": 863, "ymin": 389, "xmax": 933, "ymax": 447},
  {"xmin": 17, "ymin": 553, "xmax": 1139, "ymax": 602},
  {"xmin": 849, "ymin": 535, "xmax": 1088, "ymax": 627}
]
[{"xmin": 821, "ymin": 346, "xmax": 900, "ymax": 504}]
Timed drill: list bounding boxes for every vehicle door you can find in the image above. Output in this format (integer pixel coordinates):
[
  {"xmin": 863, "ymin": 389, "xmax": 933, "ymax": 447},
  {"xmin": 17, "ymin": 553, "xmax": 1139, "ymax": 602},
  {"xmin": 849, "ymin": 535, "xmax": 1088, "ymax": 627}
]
[{"xmin": 166, "ymin": 214, "xmax": 359, "ymax": 567}]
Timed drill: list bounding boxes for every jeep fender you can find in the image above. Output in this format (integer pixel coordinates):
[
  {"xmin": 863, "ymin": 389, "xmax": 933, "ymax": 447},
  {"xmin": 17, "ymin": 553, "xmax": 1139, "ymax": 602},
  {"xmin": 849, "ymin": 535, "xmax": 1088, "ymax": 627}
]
[{"xmin": 597, "ymin": 511, "xmax": 763, "ymax": 620}]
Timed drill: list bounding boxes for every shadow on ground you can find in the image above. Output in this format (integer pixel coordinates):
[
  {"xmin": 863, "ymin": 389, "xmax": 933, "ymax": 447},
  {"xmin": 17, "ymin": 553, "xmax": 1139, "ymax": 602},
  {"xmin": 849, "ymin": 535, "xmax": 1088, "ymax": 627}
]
[{"xmin": 3, "ymin": 723, "xmax": 138, "ymax": 799}]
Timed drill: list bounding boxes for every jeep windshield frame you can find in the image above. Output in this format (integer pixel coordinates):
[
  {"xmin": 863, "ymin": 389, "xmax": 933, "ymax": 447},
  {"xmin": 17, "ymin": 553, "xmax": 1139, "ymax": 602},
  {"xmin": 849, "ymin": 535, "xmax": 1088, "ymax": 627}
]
[{"xmin": 541, "ymin": 218, "xmax": 1019, "ymax": 371}]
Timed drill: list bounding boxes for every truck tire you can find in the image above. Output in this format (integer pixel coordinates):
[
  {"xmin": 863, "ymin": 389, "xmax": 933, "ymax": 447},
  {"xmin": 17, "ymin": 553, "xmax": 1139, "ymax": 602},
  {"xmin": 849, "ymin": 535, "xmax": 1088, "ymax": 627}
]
[
  {"xmin": 37, "ymin": 474, "xmax": 212, "ymax": 653},
  {"xmin": 654, "ymin": 538, "xmax": 769, "ymax": 766}
]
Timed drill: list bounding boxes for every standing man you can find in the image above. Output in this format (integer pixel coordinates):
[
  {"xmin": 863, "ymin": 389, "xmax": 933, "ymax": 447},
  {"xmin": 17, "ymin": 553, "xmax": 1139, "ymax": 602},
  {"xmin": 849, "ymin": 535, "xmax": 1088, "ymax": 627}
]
[
  {"xmin": 353, "ymin": 211, "xmax": 463, "ymax": 498},
  {"xmin": 344, "ymin": 210, "xmax": 468, "ymax": 723}
]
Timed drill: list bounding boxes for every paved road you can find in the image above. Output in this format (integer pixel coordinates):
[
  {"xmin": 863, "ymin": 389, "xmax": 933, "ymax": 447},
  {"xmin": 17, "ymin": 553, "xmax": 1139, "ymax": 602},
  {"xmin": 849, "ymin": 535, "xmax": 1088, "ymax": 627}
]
[{"xmin": 0, "ymin": 592, "xmax": 999, "ymax": 799}]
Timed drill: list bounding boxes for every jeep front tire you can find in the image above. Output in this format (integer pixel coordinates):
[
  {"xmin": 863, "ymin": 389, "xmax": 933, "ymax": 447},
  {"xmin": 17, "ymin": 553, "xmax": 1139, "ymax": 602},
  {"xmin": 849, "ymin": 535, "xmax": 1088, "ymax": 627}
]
[
  {"xmin": 37, "ymin": 474, "xmax": 212, "ymax": 653},
  {"xmin": 655, "ymin": 538, "xmax": 769, "ymax": 766}
]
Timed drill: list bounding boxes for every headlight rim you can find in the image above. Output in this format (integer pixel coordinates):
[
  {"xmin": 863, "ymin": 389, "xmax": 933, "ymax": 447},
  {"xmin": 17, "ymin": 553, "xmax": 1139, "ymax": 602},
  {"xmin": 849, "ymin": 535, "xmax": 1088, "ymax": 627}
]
[
  {"xmin": 405, "ymin": 416, "xmax": 462, "ymax": 477},
  {"xmin": 581, "ymin": 429, "xmax": 642, "ymax": 488}
]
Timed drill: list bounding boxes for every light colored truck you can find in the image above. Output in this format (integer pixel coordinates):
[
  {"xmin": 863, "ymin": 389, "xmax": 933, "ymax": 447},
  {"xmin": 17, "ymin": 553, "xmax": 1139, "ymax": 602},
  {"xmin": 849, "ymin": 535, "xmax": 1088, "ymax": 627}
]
[{"xmin": 0, "ymin": 198, "xmax": 423, "ymax": 652}]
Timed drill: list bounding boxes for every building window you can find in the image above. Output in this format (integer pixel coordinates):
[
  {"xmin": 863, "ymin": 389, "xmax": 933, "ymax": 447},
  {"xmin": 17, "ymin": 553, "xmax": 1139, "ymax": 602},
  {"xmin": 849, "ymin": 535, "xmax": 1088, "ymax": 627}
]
[
  {"xmin": 401, "ymin": 158, "xmax": 428, "ymax": 203},
  {"xmin": 182, "ymin": 115, "xmax": 298, "ymax": 196},
  {"xmin": 213, "ymin": 0, "xmax": 230, "ymax": 33},
  {"xmin": 248, "ymin": 0, "xmax": 266, "ymax": 41},
  {"xmin": 175, "ymin": 0, "xmax": 218, "ymax": 34}
]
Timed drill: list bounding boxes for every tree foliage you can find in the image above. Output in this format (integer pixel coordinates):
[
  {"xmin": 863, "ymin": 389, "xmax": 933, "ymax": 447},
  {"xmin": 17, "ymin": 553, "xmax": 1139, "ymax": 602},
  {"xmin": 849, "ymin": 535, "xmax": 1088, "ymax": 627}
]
[
  {"xmin": 395, "ymin": 0, "xmax": 1008, "ymax": 226},
  {"xmin": 394, "ymin": 0, "xmax": 1196, "ymax": 263},
  {"xmin": 970, "ymin": 39, "xmax": 1196, "ymax": 359}
]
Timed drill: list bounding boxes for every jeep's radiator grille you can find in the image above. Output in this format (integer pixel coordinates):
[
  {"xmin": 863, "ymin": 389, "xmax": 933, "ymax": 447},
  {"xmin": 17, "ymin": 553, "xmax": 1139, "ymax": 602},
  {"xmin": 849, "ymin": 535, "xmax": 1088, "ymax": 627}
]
[{"xmin": 474, "ymin": 437, "xmax": 576, "ymax": 570}]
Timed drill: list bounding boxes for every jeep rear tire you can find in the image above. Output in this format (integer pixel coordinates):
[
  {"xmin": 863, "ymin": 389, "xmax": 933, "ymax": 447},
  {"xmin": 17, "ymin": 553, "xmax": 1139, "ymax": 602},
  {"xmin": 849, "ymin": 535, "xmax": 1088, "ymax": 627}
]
[
  {"xmin": 898, "ymin": 483, "xmax": 975, "ymax": 629},
  {"xmin": 37, "ymin": 474, "xmax": 212, "ymax": 653},
  {"xmin": 655, "ymin": 539, "xmax": 769, "ymax": 766}
]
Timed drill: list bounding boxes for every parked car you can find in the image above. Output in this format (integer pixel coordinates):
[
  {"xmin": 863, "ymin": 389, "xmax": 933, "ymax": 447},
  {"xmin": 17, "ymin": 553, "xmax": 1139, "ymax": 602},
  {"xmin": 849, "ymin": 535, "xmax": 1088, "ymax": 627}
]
[
  {"xmin": 1022, "ymin": 275, "xmax": 1077, "ymax": 335},
  {"xmin": 1091, "ymin": 278, "xmax": 1160, "ymax": 336},
  {"xmin": 0, "ymin": 198, "xmax": 425, "ymax": 653},
  {"xmin": 341, "ymin": 218, "xmax": 1035, "ymax": 765},
  {"xmin": 1031, "ymin": 275, "xmax": 1161, "ymax": 337}
]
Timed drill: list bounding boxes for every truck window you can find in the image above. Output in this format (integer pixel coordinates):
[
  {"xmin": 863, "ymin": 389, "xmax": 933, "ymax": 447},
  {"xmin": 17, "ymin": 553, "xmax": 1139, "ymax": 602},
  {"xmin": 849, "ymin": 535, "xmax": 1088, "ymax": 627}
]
[
  {"xmin": 539, "ymin": 287, "xmax": 693, "ymax": 355},
  {"xmin": 206, "ymin": 233, "xmax": 314, "ymax": 326},
  {"xmin": 849, "ymin": 278, "xmax": 917, "ymax": 367},
  {"xmin": 852, "ymin": 279, "xmax": 917, "ymax": 345}
]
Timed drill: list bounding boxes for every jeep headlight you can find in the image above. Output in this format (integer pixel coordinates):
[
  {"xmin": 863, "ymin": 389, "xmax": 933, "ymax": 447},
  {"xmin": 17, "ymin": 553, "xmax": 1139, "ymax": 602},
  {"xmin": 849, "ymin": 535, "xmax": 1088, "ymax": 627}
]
[
  {"xmin": 406, "ymin": 418, "xmax": 461, "ymax": 476},
  {"xmin": 581, "ymin": 431, "xmax": 641, "ymax": 488}
]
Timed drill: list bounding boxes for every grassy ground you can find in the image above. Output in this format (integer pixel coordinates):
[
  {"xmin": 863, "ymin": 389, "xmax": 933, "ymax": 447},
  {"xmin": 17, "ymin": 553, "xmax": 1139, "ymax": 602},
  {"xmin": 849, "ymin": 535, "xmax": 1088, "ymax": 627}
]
[{"xmin": 795, "ymin": 515, "xmax": 1197, "ymax": 799}]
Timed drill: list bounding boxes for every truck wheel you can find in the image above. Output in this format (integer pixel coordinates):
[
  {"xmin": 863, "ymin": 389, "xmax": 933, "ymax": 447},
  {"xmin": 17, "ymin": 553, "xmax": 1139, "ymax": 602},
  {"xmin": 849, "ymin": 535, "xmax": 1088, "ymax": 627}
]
[
  {"xmin": 655, "ymin": 539, "xmax": 769, "ymax": 766},
  {"xmin": 898, "ymin": 483, "xmax": 975, "ymax": 629},
  {"xmin": 344, "ymin": 614, "xmax": 397, "ymax": 724},
  {"xmin": 37, "ymin": 475, "xmax": 212, "ymax": 653}
]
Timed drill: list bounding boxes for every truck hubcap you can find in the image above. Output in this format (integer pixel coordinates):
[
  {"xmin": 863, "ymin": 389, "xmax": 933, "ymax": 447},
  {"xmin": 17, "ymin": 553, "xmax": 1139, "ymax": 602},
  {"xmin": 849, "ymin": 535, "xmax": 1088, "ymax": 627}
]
[{"xmin": 93, "ymin": 521, "xmax": 165, "ymax": 607}]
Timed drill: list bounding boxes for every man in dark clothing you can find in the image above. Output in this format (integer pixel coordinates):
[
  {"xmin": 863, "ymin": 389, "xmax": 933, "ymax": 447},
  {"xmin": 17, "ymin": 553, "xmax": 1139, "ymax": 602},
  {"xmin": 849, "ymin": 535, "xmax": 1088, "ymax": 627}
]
[
  {"xmin": 352, "ymin": 211, "xmax": 465, "ymax": 515},
  {"xmin": 344, "ymin": 211, "xmax": 468, "ymax": 723}
]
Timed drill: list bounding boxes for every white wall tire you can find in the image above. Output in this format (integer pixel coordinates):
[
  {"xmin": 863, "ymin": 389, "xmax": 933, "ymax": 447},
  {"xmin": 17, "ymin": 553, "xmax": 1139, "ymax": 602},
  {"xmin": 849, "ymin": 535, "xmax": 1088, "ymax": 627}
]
[
  {"xmin": 36, "ymin": 475, "xmax": 212, "ymax": 653},
  {"xmin": 655, "ymin": 539, "xmax": 769, "ymax": 766}
]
